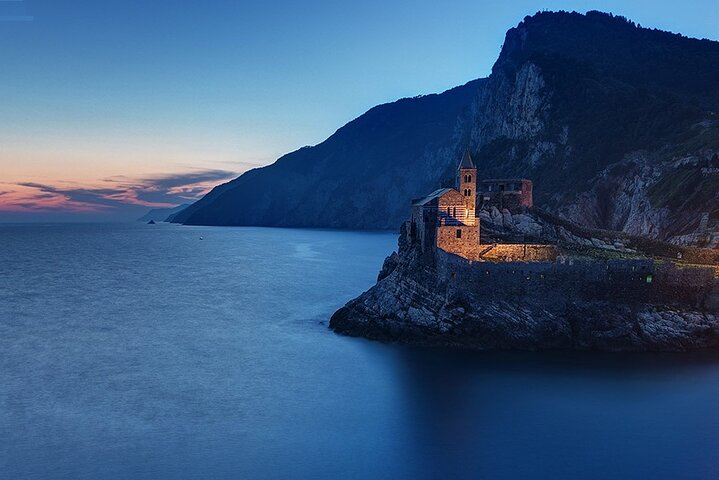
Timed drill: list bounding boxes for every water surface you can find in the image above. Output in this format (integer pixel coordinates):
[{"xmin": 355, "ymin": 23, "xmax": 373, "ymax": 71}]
[{"xmin": 1, "ymin": 223, "xmax": 718, "ymax": 479}]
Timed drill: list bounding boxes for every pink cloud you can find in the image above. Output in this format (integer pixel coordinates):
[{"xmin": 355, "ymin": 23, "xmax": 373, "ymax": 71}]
[{"xmin": 0, "ymin": 169, "xmax": 237, "ymax": 215}]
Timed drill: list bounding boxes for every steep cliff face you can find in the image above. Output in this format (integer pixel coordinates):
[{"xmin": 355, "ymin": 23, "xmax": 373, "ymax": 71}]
[
  {"xmin": 176, "ymin": 11, "xmax": 719, "ymax": 243},
  {"xmin": 460, "ymin": 12, "xmax": 719, "ymax": 241}
]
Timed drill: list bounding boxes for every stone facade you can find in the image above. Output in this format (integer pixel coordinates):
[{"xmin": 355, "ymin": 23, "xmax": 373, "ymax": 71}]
[{"xmin": 437, "ymin": 225, "xmax": 480, "ymax": 259}]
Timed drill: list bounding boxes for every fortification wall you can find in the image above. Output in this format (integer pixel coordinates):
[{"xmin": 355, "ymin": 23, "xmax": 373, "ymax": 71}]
[
  {"xmin": 481, "ymin": 244, "xmax": 558, "ymax": 262},
  {"xmin": 434, "ymin": 250, "xmax": 718, "ymax": 312}
]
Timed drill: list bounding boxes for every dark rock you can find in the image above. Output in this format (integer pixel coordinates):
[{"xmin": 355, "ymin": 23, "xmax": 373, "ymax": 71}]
[{"xmin": 330, "ymin": 230, "xmax": 719, "ymax": 352}]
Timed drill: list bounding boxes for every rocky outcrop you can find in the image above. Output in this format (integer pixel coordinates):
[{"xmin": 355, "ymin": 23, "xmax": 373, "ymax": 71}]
[
  {"xmin": 330, "ymin": 231, "xmax": 719, "ymax": 352},
  {"xmin": 555, "ymin": 150, "xmax": 719, "ymax": 243}
]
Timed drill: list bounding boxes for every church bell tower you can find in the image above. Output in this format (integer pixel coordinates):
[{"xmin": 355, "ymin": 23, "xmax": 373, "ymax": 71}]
[{"xmin": 457, "ymin": 150, "xmax": 477, "ymax": 224}]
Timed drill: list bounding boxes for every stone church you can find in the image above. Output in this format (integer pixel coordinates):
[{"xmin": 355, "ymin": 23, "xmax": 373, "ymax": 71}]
[
  {"xmin": 411, "ymin": 151, "xmax": 481, "ymax": 259},
  {"xmin": 410, "ymin": 151, "xmax": 554, "ymax": 262}
]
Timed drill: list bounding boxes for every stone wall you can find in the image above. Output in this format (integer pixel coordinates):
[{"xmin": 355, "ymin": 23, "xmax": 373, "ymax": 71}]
[
  {"xmin": 480, "ymin": 244, "xmax": 558, "ymax": 262},
  {"xmin": 435, "ymin": 249, "xmax": 719, "ymax": 312},
  {"xmin": 437, "ymin": 225, "xmax": 480, "ymax": 259},
  {"xmin": 437, "ymin": 191, "xmax": 474, "ymax": 225}
]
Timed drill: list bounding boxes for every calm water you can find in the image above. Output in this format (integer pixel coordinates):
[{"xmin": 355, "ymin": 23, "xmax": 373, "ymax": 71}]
[{"xmin": 2, "ymin": 223, "xmax": 719, "ymax": 479}]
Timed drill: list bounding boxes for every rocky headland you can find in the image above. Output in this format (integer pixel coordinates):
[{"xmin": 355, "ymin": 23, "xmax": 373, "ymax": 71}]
[{"xmin": 330, "ymin": 211, "xmax": 719, "ymax": 351}]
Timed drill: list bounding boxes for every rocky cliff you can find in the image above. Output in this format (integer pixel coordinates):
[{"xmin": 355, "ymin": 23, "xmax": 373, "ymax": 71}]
[
  {"xmin": 175, "ymin": 11, "xmax": 719, "ymax": 244},
  {"xmin": 330, "ymin": 220, "xmax": 719, "ymax": 352}
]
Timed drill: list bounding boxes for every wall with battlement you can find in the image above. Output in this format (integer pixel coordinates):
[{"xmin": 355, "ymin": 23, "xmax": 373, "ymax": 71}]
[{"xmin": 480, "ymin": 244, "xmax": 558, "ymax": 262}]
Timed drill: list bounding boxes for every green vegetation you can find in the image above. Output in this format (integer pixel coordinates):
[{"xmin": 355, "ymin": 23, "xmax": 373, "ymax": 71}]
[{"xmin": 648, "ymin": 169, "xmax": 719, "ymax": 213}]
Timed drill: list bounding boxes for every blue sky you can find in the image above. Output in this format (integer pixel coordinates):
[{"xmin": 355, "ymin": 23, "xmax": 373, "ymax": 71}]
[{"xmin": 1, "ymin": 0, "xmax": 717, "ymax": 221}]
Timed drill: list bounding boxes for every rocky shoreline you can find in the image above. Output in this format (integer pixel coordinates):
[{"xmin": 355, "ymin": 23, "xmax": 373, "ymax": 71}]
[{"xmin": 330, "ymin": 225, "xmax": 719, "ymax": 352}]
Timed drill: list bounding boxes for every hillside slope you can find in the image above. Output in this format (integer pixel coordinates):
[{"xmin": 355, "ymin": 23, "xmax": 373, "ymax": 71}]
[{"xmin": 175, "ymin": 11, "xmax": 719, "ymax": 244}]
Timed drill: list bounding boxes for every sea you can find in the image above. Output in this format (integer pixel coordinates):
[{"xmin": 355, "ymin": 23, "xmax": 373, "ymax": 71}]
[{"xmin": 1, "ymin": 222, "xmax": 719, "ymax": 480}]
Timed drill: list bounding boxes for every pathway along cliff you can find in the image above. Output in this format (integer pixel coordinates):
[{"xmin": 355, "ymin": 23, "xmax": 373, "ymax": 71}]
[{"xmin": 330, "ymin": 215, "xmax": 719, "ymax": 352}]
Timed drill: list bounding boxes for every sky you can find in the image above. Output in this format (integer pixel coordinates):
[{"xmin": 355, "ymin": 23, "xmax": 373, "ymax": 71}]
[{"xmin": 1, "ymin": 0, "xmax": 717, "ymax": 221}]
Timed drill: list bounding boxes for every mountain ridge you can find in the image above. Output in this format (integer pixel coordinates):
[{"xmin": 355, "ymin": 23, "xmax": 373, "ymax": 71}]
[{"xmin": 173, "ymin": 10, "xmax": 719, "ymax": 245}]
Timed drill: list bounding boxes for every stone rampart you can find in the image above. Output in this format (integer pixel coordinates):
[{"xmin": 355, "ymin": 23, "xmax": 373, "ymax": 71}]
[
  {"xmin": 435, "ymin": 249, "xmax": 718, "ymax": 312},
  {"xmin": 480, "ymin": 244, "xmax": 558, "ymax": 262}
]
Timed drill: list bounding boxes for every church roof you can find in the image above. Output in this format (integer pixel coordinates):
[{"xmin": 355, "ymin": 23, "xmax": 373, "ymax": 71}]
[
  {"xmin": 412, "ymin": 188, "xmax": 454, "ymax": 206},
  {"xmin": 458, "ymin": 150, "xmax": 475, "ymax": 170}
]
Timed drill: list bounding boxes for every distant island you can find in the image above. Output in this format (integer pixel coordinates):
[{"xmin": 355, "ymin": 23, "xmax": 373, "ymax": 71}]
[
  {"xmin": 172, "ymin": 10, "xmax": 718, "ymax": 251},
  {"xmin": 330, "ymin": 152, "xmax": 719, "ymax": 351}
]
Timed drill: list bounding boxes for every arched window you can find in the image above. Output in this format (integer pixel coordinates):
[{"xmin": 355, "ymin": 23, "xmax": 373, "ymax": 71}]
[{"xmin": 468, "ymin": 175, "xmax": 472, "ymax": 183}]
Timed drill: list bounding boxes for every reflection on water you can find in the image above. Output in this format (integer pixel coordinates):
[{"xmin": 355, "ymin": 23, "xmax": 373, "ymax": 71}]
[
  {"xmin": 1, "ymin": 223, "xmax": 718, "ymax": 480},
  {"xmin": 393, "ymin": 348, "xmax": 719, "ymax": 479}
]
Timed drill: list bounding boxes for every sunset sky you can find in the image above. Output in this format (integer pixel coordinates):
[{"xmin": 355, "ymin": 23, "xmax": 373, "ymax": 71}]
[{"xmin": 2, "ymin": 0, "xmax": 717, "ymax": 221}]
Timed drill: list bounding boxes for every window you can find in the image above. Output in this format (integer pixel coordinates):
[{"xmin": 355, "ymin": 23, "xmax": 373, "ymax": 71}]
[
  {"xmin": 453, "ymin": 207, "xmax": 456, "ymax": 217},
  {"xmin": 456, "ymin": 229, "xmax": 462, "ymax": 238},
  {"xmin": 468, "ymin": 175, "xmax": 472, "ymax": 183}
]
